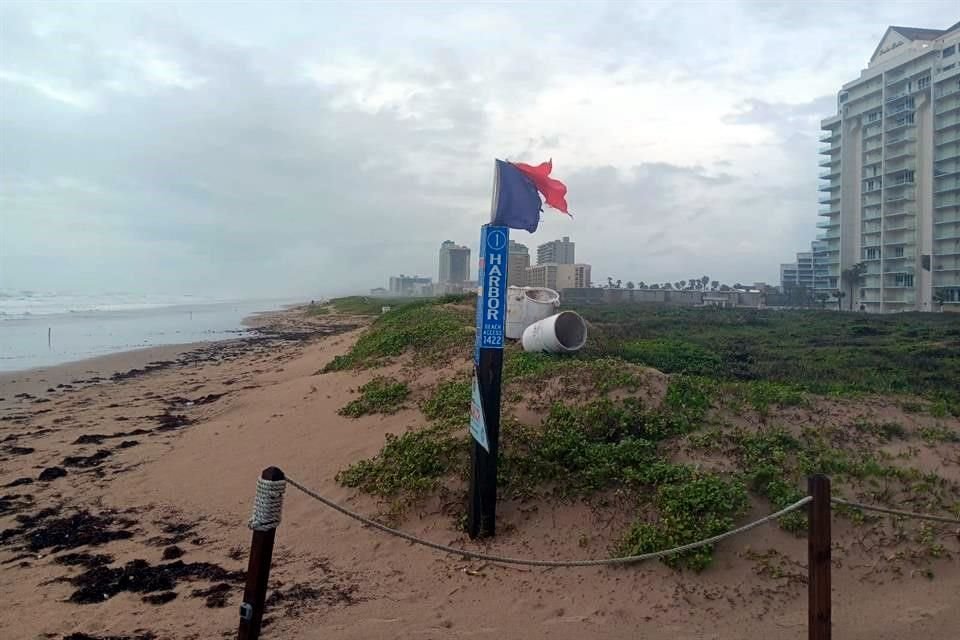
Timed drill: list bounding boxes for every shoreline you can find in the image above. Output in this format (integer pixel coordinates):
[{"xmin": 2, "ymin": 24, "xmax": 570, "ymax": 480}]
[
  {"xmin": 0, "ymin": 303, "xmax": 311, "ymax": 409},
  {"xmin": 0, "ymin": 299, "xmax": 304, "ymax": 377}
]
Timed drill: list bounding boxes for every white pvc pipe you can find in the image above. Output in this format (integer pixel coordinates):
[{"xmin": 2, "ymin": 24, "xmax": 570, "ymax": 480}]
[{"xmin": 521, "ymin": 311, "xmax": 588, "ymax": 353}]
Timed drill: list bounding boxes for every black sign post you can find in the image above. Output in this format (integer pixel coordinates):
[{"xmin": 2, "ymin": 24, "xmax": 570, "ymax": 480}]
[{"xmin": 467, "ymin": 223, "xmax": 509, "ymax": 539}]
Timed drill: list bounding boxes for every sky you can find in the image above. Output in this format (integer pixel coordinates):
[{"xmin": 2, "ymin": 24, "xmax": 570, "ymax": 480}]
[{"xmin": 0, "ymin": 1, "xmax": 955, "ymax": 298}]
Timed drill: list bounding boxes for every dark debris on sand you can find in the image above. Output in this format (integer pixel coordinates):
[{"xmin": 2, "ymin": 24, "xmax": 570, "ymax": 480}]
[
  {"xmin": 62, "ymin": 632, "xmax": 156, "ymax": 640},
  {"xmin": 68, "ymin": 558, "xmax": 243, "ymax": 604},
  {"xmin": 0, "ymin": 507, "xmax": 135, "ymax": 552},
  {"xmin": 38, "ymin": 466, "xmax": 68, "ymax": 481},
  {"xmin": 190, "ymin": 581, "xmax": 233, "ymax": 608}
]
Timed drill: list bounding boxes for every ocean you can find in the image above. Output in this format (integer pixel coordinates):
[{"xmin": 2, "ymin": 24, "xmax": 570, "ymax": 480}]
[{"xmin": 0, "ymin": 291, "xmax": 301, "ymax": 372}]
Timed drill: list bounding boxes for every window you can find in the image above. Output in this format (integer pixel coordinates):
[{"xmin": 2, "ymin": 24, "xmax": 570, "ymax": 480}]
[
  {"xmin": 944, "ymin": 45, "xmax": 956, "ymax": 58},
  {"xmin": 839, "ymin": 92, "xmax": 849, "ymax": 104},
  {"xmin": 895, "ymin": 274, "xmax": 914, "ymax": 287},
  {"xmin": 895, "ymin": 246, "xmax": 904, "ymax": 257},
  {"xmin": 866, "ymin": 247, "xmax": 880, "ymax": 260},
  {"xmin": 918, "ymin": 76, "xmax": 930, "ymax": 90}
]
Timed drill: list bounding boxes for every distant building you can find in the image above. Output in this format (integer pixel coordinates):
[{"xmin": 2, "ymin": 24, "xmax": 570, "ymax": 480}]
[
  {"xmin": 388, "ymin": 274, "xmax": 432, "ymax": 297},
  {"xmin": 526, "ymin": 263, "xmax": 591, "ymax": 290},
  {"xmin": 438, "ymin": 241, "xmax": 471, "ymax": 285},
  {"xmin": 780, "ymin": 247, "xmax": 816, "ymax": 292},
  {"xmin": 817, "ymin": 21, "xmax": 960, "ymax": 311},
  {"xmin": 537, "ymin": 236, "xmax": 575, "ymax": 265},
  {"xmin": 508, "ymin": 240, "xmax": 530, "ymax": 287},
  {"xmin": 369, "ymin": 287, "xmax": 389, "ymax": 297}
]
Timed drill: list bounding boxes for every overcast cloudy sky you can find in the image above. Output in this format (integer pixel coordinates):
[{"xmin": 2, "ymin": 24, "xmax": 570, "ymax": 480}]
[{"xmin": 0, "ymin": 1, "xmax": 954, "ymax": 297}]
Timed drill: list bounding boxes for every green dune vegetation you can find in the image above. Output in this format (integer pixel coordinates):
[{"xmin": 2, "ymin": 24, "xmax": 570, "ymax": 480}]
[{"xmin": 321, "ymin": 296, "xmax": 960, "ymax": 572}]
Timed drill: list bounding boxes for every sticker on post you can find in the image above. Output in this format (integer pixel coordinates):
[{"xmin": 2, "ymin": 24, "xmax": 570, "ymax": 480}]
[{"xmin": 469, "ymin": 376, "xmax": 489, "ymax": 452}]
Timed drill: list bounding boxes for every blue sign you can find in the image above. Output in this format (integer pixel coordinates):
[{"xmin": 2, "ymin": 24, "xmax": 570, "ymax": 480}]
[
  {"xmin": 469, "ymin": 376, "xmax": 489, "ymax": 451},
  {"xmin": 475, "ymin": 224, "xmax": 509, "ymax": 363}
]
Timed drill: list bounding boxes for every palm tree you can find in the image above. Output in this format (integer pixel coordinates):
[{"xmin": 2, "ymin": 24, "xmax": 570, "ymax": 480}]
[
  {"xmin": 678, "ymin": 280, "xmax": 686, "ymax": 290},
  {"xmin": 626, "ymin": 281, "xmax": 635, "ymax": 290},
  {"xmin": 638, "ymin": 281, "xmax": 646, "ymax": 289},
  {"xmin": 710, "ymin": 280, "xmax": 719, "ymax": 291},
  {"xmin": 832, "ymin": 289, "xmax": 845, "ymax": 311},
  {"xmin": 607, "ymin": 276, "xmax": 614, "ymax": 288},
  {"xmin": 933, "ymin": 291, "xmax": 946, "ymax": 311},
  {"xmin": 616, "ymin": 279, "xmax": 622, "ymax": 289},
  {"xmin": 840, "ymin": 262, "xmax": 866, "ymax": 311},
  {"xmin": 815, "ymin": 292, "xmax": 830, "ymax": 309},
  {"xmin": 701, "ymin": 275, "xmax": 710, "ymax": 290}
]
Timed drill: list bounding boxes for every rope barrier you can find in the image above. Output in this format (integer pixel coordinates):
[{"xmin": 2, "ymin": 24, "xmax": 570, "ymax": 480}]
[
  {"xmin": 830, "ymin": 497, "xmax": 960, "ymax": 525},
  {"xmin": 248, "ymin": 477, "xmax": 286, "ymax": 531},
  {"xmin": 284, "ymin": 476, "xmax": 811, "ymax": 568}
]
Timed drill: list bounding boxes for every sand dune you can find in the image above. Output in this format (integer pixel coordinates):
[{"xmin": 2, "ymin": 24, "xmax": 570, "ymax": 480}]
[{"xmin": 1, "ymin": 307, "xmax": 958, "ymax": 639}]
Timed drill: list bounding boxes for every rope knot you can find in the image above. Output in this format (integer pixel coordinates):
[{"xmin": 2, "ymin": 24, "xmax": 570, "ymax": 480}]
[{"xmin": 249, "ymin": 477, "xmax": 286, "ymax": 531}]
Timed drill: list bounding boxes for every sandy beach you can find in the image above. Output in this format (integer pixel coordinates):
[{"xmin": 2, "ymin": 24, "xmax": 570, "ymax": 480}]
[{"xmin": 2, "ymin": 305, "xmax": 959, "ymax": 640}]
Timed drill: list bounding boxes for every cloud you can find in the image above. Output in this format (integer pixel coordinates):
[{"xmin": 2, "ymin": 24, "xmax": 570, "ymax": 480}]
[{"xmin": 0, "ymin": 1, "xmax": 955, "ymax": 296}]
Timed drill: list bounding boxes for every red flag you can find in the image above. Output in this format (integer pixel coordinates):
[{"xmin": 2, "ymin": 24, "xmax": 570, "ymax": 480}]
[{"xmin": 511, "ymin": 159, "xmax": 570, "ymax": 215}]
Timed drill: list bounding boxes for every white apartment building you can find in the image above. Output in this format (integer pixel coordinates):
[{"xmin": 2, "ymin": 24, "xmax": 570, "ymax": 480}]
[
  {"xmin": 526, "ymin": 263, "xmax": 591, "ymax": 291},
  {"xmin": 818, "ymin": 22, "xmax": 960, "ymax": 312}
]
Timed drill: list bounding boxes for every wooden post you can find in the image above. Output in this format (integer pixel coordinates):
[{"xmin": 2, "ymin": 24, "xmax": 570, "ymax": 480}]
[
  {"xmin": 466, "ymin": 222, "xmax": 508, "ymax": 540},
  {"xmin": 808, "ymin": 474, "xmax": 831, "ymax": 640},
  {"xmin": 467, "ymin": 352, "xmax": 502, "ymax": 538},
  {"xmin": 238, "ymin": 466, "xmax": 284, "ymax": 640}
]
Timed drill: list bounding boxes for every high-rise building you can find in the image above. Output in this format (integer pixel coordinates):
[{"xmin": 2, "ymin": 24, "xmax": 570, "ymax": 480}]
[
  {"xmin": 537, "ymin": 236, "xmax": 575, "ymax": 265},
  {"xmin": 389, "ymin": 275, "xmax": 432, "ymax": 296},
  {"xmin": 818, "ymin": 22, "xmax": 960, "ymax": 312},
  {"xmin": 525, "ymin": 263, "xmax": 591, "ymax": 291},
  {"xmin": 438, "ymin": 240, "xmax": 471, "ymax": 285},
  {"xmin": 780, "ymin": 246, "xmax": 816, "ymax": 291},
  {"xmin": 508, "ymin": 240, "xmax": 530, "ymax": 287}
]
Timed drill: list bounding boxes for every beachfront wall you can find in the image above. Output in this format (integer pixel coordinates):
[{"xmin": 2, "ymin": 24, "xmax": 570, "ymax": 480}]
[{"xmin": 560, "ymin": 288, "xmax": 764, "ymax": 309}]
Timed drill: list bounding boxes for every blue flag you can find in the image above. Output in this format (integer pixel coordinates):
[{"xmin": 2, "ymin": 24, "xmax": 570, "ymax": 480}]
[{"xmin": 491, "ymin": 159, "xmax": 542, "ymax": 233}]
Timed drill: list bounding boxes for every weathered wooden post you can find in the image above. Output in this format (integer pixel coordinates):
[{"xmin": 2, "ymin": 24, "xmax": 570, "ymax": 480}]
[
  {"xmin": 467, "ymin": 224, "xmax": 508, "ymax": 539},
  {"xmin": 238, "ymin": 466, "xmax": 285, "ymax": 640},
  {"xmin": 808, "ymin": 474, "xmax": 831, "ymax": 640}
]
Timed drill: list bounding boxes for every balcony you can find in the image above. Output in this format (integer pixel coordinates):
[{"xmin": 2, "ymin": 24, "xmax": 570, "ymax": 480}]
[
  {"xmin": 935, "ymin": 231, "xmax": 960, "ymax": 240},
  {"xmin": 819, "ymin": 157, "xmax": 839, "ymax": 168},
  {"xmin": 935, "ymin": 183, "xmax": 960, "ymax": 194},
  {"xmin": 936, "ymin": 101, "xmax": 960, "ymax": 116},
  {"xmin": 935, "ymin": 216, "xmax": 960, "ymax": 224},
  {"xmin": 863, "ymin": 126, "xmax": 883, "ymax": 140},
  {"xmin": 884, "ymin": 234, "xmax": 916, "ymax": 245},
  {"xmin": 817, "ymin": 232, "xmax": 840, "ymax": 240},
  {"xmin": 819, "ymin": 132, "xmax": 840, "ymax": 143},
  {"xmin": 884, "ymin": 254, "xmax": 915, "ymax": 261},
  {"xmin": 819, "ymin": 207, "xmax": 839, "ymax": 216},
  {"xmin": 936, "ymin": 117, "xmax": 960, "ymax": 131},
  {"xmin": 884, "ymin": 295, "xmax": 917, "ymax": 304},
  {"xmin": 817, "ymin": 220, "xmax": 838, "ymax": 229},
  {"xmin": 884, "ymin": 223, "xmax": 916, "ymax": 232},
  {"xmin": 936, "ymin": 199, "xmax": 960, "ymax": 208},
  {"xmin": 937, "ymin": 85, "xmax": 960, "ymax": 99},
  {"xmin": 819, "ymin": 194, "xmax": 840, "ymax": 204},
  {"xmin": 886, "ymin": 104, "xmax": 915, "ymax": 117},
  {"xmin": 820, "ymin": 168, "xmax": 840, "ymax": 179},
  {"xmin": 819, "ymin": 181, "xmax": 841, "ymax": 193},
  {"xmin": 819, "ymin": 144, "xmax": 840, "ymax": 155},
  {"xmin": 886, "ymin": 179, "xmax": 915, "ymax": 189},
  {"xmin": 936, "ymin": 134, "xmax": 960, "ymax": 147},
  {"xmin": 886, "ymin": 90, "xmax": 908, "ymax": 102},
  {"xmin": 887, "ymin": 192, "xmax": 916, "ymax": 203},
  {"xmin": 886, "ymin": 120, "xmax": 915, "ymax": 133},
  {"xmin": 935, "ymin": 166, "xmax": 960, "ymax": 178},
  {"xmin": 885, "ymin": 162, "xmax": 916, "ymax": 175}
]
